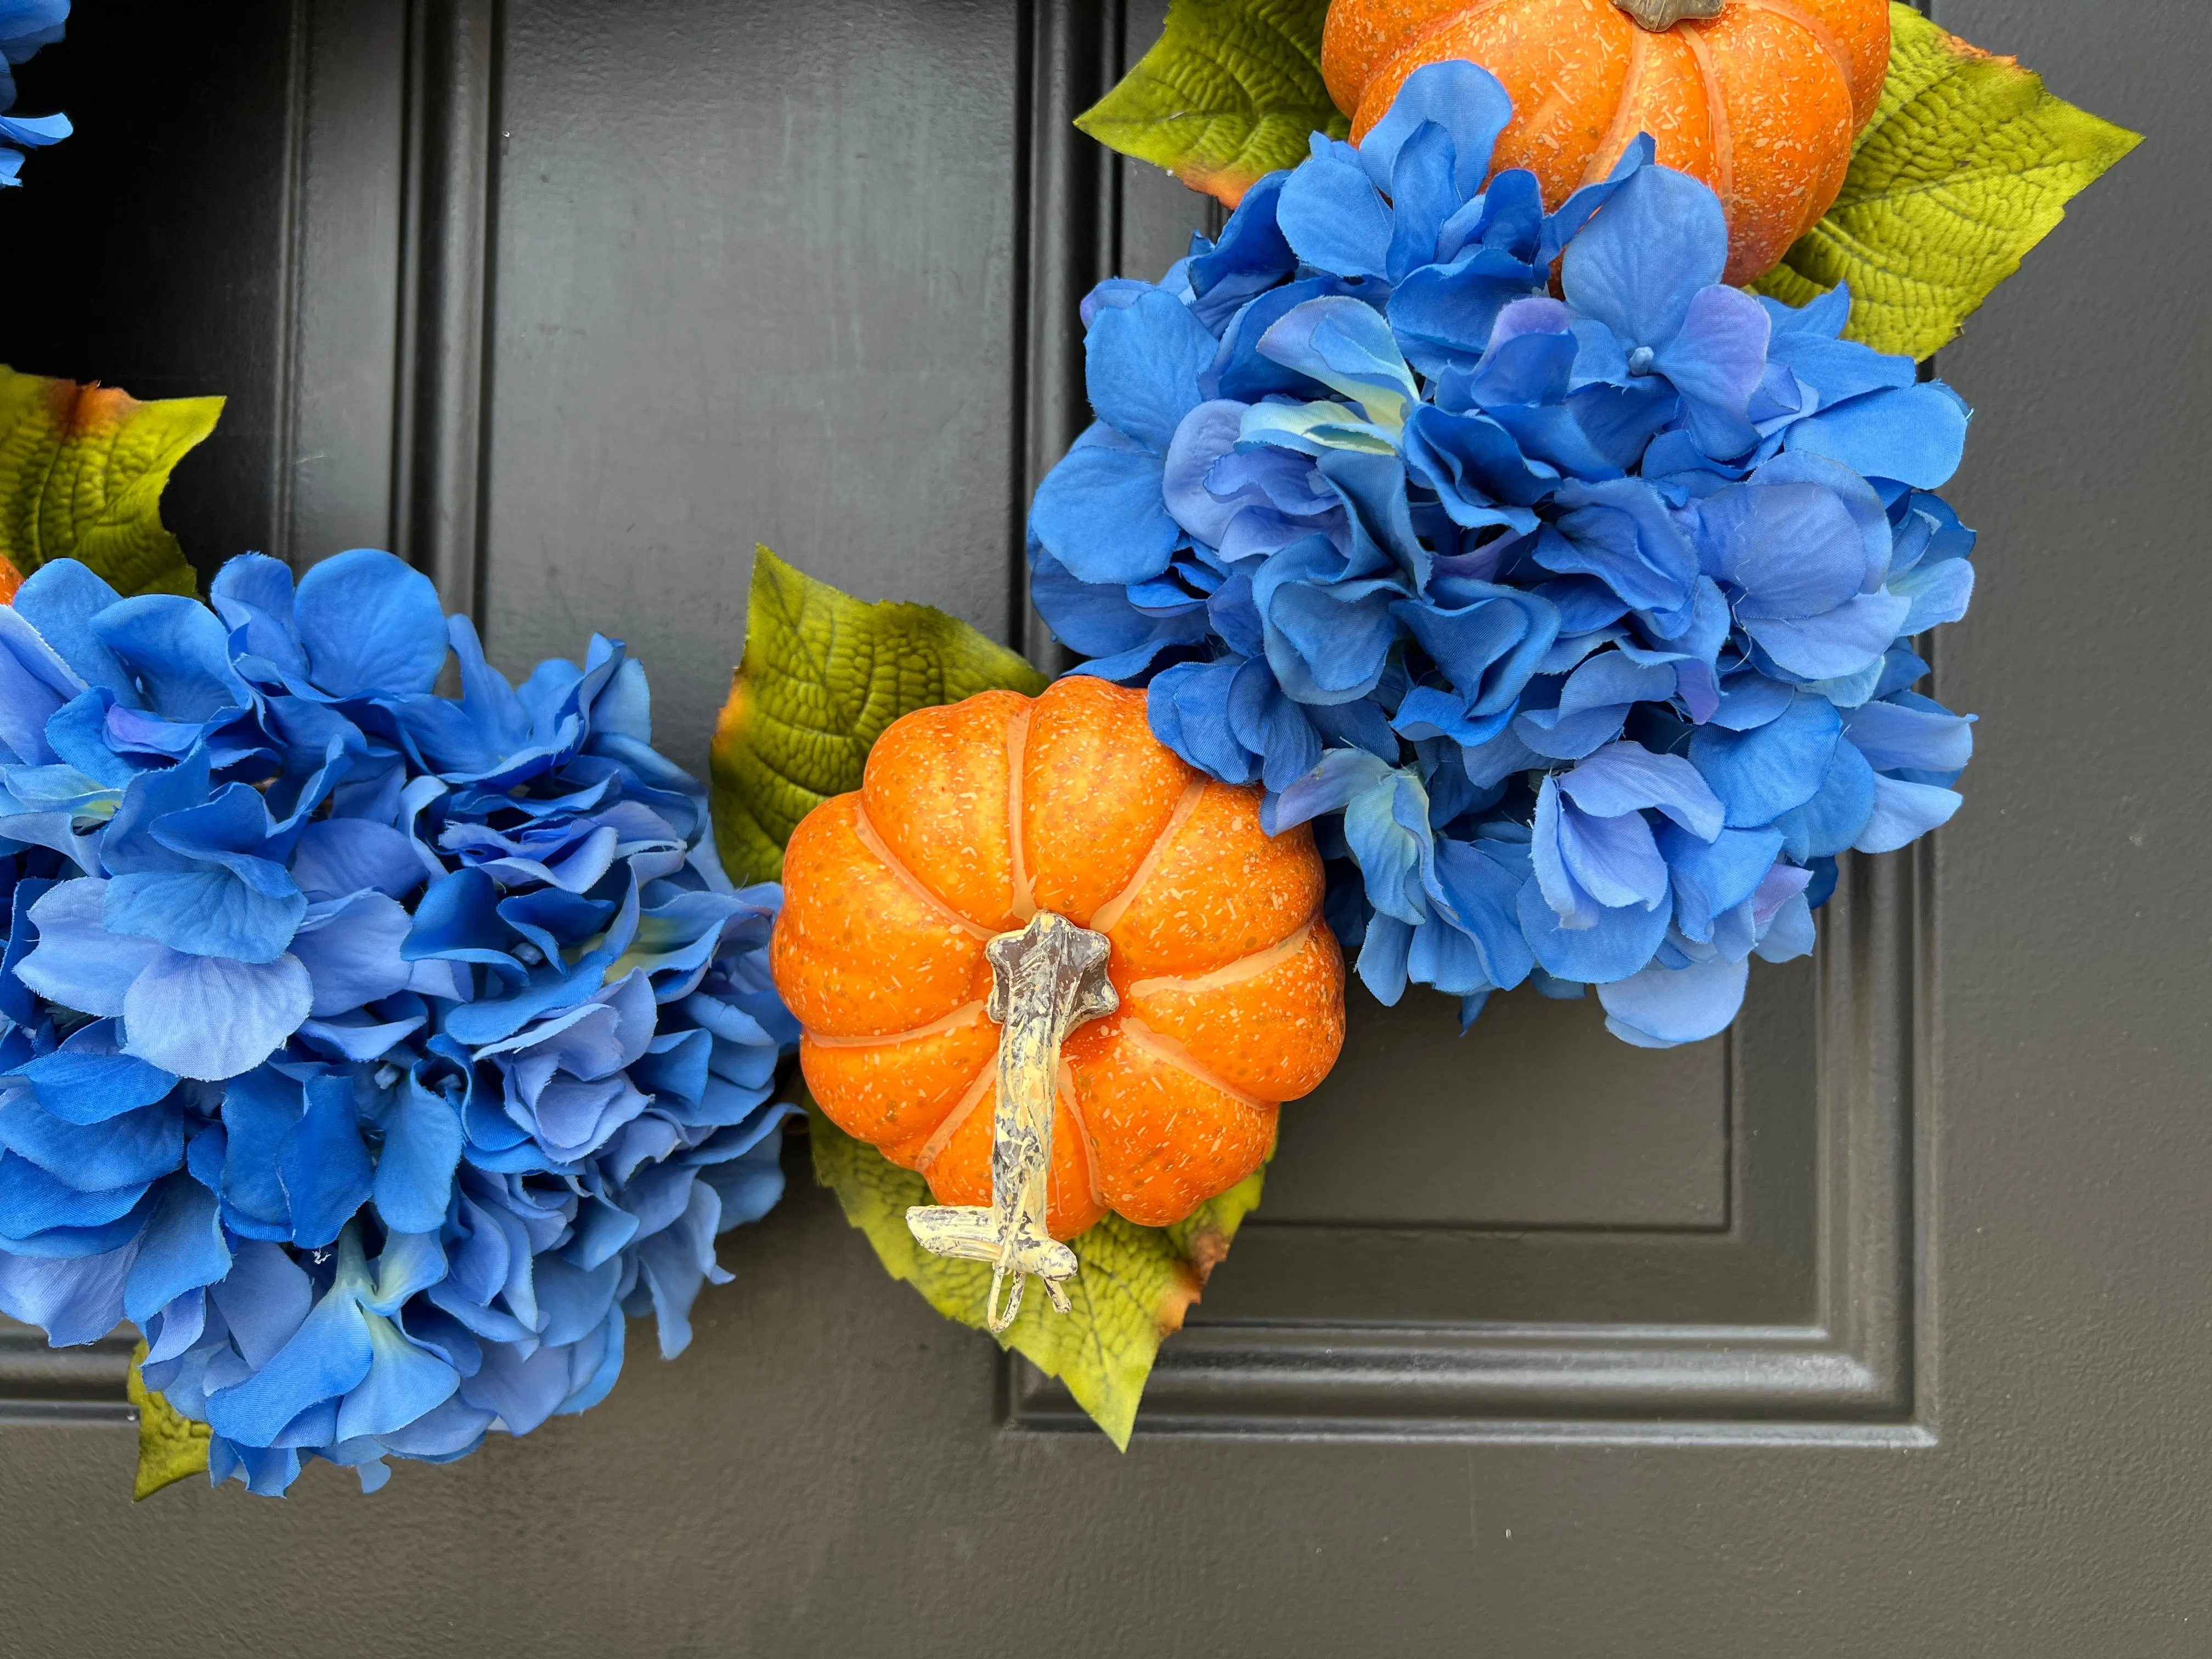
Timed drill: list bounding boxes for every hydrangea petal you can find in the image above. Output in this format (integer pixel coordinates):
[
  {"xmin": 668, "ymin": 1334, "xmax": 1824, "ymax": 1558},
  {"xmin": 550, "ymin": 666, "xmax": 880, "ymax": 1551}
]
[
  {"xmin": 15, "ymin": 880, "xmax": 161, "ymax": 1016},
  {"xmin": 1853, "ymin": 775, "xmax": 1963, "ymax": 854},
  {"xmin": 1515, "ymin": 875, "xmax": 1671, "ymax": 984},
  {"xmin": 122, "ymin": 950, "xmax": 313, "ymax": 1081},
  {"xmin": 294, "ymin": 549, "xmax": 450, "ymax": 698},
  {"xmin": 1599, "ymin": 953, "xmax": 1752, "ymax": 1048}
]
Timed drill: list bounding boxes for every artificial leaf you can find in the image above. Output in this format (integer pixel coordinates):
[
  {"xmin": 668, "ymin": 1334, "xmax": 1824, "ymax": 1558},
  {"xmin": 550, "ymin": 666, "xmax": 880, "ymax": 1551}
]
[
  {"xmin": 128, "ymin": 1341, "xmax": 210, "ymax": 1501},
  {"xmin": 1075, "ymin": 0, "xmax": 1346, "ymax": 208},
  {"xmin": 1751, "ymin": 4, "xmax": 2140, "ymax": 359},
  {"xmin": 810, "ymin": 1103, "xmax": 1262, "ymax": 1449},
  {"xmin": 709, "ymin": 545, "xmax": 1046, "ymax": 885},
  {"xmin": 0, "ymin": 367, "xmax": 222, "ymax": 602}
]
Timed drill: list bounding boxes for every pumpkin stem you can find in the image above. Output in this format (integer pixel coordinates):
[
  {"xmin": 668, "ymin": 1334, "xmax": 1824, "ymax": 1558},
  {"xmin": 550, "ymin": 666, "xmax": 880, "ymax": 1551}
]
[
  {"xmin": 1612, "ymin": 0, "xmax": 1724, "ymax": 29},
  {"xmin": 905, "ymin": 911, "xmax": 1117, "ymax": 1334}
]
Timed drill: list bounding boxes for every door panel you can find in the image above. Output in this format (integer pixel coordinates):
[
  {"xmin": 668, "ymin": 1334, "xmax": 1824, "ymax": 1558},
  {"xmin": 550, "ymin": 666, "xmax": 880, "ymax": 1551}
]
[
  {"xmin": 2, "ymin": 0, "xmax": 2207, "ymax": 1652},
  {"xmin": 482, "ymin": 0, "xmax": 1026, "ymax": 781}
]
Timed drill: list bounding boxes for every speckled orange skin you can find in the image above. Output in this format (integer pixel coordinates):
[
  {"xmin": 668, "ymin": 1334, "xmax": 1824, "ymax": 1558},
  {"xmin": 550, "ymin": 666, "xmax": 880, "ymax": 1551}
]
[
  {"xmin": 1322, "ymin": 0, "xmax": 1889, "ymax": 285},
  {"xmin": 773, "ymin": 678, "xmax": 1345, "ymax": 1238}
]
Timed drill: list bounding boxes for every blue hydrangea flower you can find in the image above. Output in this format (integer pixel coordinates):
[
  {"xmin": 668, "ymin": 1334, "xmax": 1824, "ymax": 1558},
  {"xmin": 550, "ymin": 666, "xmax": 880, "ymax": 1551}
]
[
  {"xmin": 0, "ymin": 549, "xmax": 799, "ymax": 1495},
  {"xmin": 1029, "ymin": 60, "xmax": 1979, "ymax": 1049},
  {"xmin": 0, "ymin": 0, "xmax": 69, "ymax": 185}
]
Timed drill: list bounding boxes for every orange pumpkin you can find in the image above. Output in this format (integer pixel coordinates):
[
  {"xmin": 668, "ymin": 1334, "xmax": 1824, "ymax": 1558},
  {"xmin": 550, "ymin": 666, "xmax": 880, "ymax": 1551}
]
[
  {"xmin": 772, "ymin": 676, "xmax": 1345, "ymax": 1243},
  {"xmin": 1322, "ymin": 0, "xmax": 1891, "ymax": 285}
]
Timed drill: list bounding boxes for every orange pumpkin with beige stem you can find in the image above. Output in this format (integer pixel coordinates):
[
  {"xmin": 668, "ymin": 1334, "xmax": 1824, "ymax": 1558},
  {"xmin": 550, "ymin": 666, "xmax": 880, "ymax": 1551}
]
[
  {"xmin": 772, "ymin": 676, "xmax": 1345, "ymax": 1328},
  {"xmin": 1322, "ymin": 0, "xmax": 1890, "ymax": 285}
]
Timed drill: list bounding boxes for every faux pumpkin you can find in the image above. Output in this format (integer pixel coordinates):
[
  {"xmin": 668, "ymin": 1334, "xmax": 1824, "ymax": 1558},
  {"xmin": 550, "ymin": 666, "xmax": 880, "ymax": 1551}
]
[
  {"xmin": 772, "ymin": 676, "xmax": 1345, "ymax": 1321},
  {"xmin": 1322, "ymin": 0, "xmax": 1891, "ymax": 285}
]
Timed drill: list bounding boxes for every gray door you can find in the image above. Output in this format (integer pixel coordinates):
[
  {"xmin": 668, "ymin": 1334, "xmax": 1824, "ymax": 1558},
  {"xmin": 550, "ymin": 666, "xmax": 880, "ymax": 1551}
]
[{"xmin": 2, "ymin": 1, "xmax": 2205, "ymax": 1652}]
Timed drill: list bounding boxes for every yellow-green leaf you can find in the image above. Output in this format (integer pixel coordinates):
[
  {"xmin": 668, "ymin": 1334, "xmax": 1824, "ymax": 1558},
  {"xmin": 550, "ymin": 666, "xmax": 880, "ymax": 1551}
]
[
  {"xmin": 810, "ymin": 1104, "xmax": 1262, "ymax": 1449},
  {"xmin": 1075, "ymin": 0, "xmax": 1346, "ymax": 207},
  {"xmin": 0, "ymin": 366, "xmax": 223, "ymax": 601},
  {"xmin": 1750, "ymin": 4, "xmax": 2141, "ymax": 359},
  {"xmin": 128, "ymin": 1341, "xmax": 210, "ymax": 1502},
  {"xmin": 708, "ymin": 546, "xmax": 1046, "ymax": 885}
]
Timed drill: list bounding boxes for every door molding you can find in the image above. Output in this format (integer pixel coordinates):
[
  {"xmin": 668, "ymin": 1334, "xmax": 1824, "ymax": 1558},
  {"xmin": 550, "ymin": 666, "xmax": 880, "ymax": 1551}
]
[{"xmin": 1010, "ymin": 845, "xmax": 1932, "ymax": 1439}]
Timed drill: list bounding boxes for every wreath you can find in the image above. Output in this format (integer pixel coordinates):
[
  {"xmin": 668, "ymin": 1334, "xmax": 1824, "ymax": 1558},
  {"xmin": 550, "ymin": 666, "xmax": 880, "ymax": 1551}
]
[{"xmin": 0, "ymin": 0, "xmax": 2135, "ymax": 1494}]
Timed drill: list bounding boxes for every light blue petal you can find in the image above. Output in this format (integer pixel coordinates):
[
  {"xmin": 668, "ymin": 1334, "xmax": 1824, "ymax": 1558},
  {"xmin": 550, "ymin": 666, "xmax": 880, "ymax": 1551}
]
[
  {"xmin": 1662, "ymin": 825, "xmax": 1785, "ymax": 942},
  {"xmin": 1774, "ymin": 728, "xmax": 1877, "ymax": 861},
  {"xmin": 1745, "ymin": 589, "xmax": 1912, "ymax": 681},
  {"xmin": 9, "ymin": 560, "xmax": 133, "ymax": 701},
  {"xmin": 1530, "ymin": 775, "xmax": 1596, "ymax": 927},
  {"xmin": 13, "ymin": 1039, "xmax": 177, "ymax": 1126},
  {"xmin": 1598, "ymin": 953, "xmax": 1751, "ymax": 1047},
  {"xmin": 1852, "ymin": 775, "xmax": 1962, "ymax": 854},
  {"xmin": 205, "ymin": 1283, "xmax": 374, "ymax": 1447},
  {"xmin": 279, "ymin": 1079, "xmax": 373, "ymax": 1249},
  {"xmin": 0, "ymin": 1092, "xmax": 180, "ymax": 1188},
  {"xmin": 1689, "ymin": 695, "xmax": 1842, "ymax": 828},
  {"xmin": 1888, "ymin": 555, "xmax": 1976, "ymax": 634},
  {"xmin": 1277, "ymin": 142, "xmax": 1393, "ymax": 280},
  {"xmin": 123, "ymin": 1172, "xmax": 232, "ymax": 1323},
  {"xmin": 294, "ymin": 548, "xmax": 450, "ymax": 697},
  {"xmin": 1256, "ymin": 297, "xmax": 1419, "ymax": 430},
  {"xmin": 90, "ymin": 596, "xmax": 249, "ymax": 723},
  {"xmin": 0, "ymin": 1246, "xmax": 135, "ymax": 1347},
  {"xmin": 122, "ymin": 950, "xmax": 313, "ymax": 1081},
  {"xmin": 1788, "ymin": 383, "xmax": 1970, "ymax": 489},
  {"xmin": 334, "ymin": 1311, "xmax": 460, "ymax": 1441},
  {"xmin": 1357, "ymin": 59, "xmax": 1512, "ymax": 200},
  {"xmin": 1559, "ymin": 741, "xmax": 1723, "ymax": 839},
  {"xmin": 1559, "ymin": 165, "xmax": 1727, "ymax": 347},
  {"xmin": 1263, "ymin": 747, "xmax": 1395, "ymax": 833},
  {"xmin": 16, "ymin": 879, "xmax": 160, "ymax": 1015},
  {"xmin": 290, "ymin": 891, "xmax": 414, "ymax": 1017},
  {"xmin": 1842, "ymin": 698, "xmax": 1974, "ymax": 773},
  {"xmin": 289, "ymin": 817, "xmax": 431, "ymax": 902},
  {"xmin": 1557, "ymin": 799, "xmax": 1668, "ymax": 911},
  {"xmin": 105, "ymin": 868, "xmax": 306, "ymax": 963},
  {"xmin": 1754, "ymin": 891, "xmax": 1818, "ymax": 963},
  {"xmin": 0, "ymin": 605, "xmax": 84, "ymax": 764},
  {"xmin": 1516, "ymin": 874, "xmax": 1672, "ymax": 984},
  {"xmin": 1085, "ymin": 287, "xmax": 1215, "ymax": 451},
  {"xmin": 1030, "ymin": 427, "xmax": 1180, "ymax": 586}
]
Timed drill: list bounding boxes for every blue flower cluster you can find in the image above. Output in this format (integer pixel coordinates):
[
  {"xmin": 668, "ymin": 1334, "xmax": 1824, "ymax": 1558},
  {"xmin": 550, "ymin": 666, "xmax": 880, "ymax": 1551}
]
[
  {"xmin": 0, "ymin": 0, "xmax": 70, "ymax": 185},
  {"xmin": 0, "ymin": 550, "xmax": 798, "ymax": 1493},
  {"xmin": 1030, "ymin": 63, "xmax": 1978, "ymax": 1048}
]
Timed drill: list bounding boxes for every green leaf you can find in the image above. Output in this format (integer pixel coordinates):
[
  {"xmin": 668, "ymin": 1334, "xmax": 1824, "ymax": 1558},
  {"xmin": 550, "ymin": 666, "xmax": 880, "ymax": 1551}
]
[
  {"xmin": 1075, "ymin": 0, "xmax": 1346, "ymax": 207},
  {"xmin": 1751, "ymin": 4, "xmax": 2141, "ymax": 359},
  {"xmin": 128, "ymin": 1341, "xmax": 210, "ymax": 1502},
  {"xmin": 709, "ymin": 546, "xmax": 1047, "ymax": 886},
  {"xmin": 0, "ymin": 366, "xmax": 223, "ymax": 600},
  {"xmin": 810, "ymin": 1103, "xmax": 1263, "ymax": 1449}
]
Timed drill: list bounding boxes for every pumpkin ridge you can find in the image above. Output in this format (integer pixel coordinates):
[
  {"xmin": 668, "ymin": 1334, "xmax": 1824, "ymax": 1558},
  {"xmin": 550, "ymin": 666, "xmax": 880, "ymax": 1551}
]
[
  {"xmin": 1584, "ymin": 23, "xmax": 1654, "ymax": 189},
  {"xmin": 1680, "ymin": 23, "xmax": 1736, "ymax": 206},
  {"xmin": 849, "ymin": 798, "xmax": 994, "ymax": 941},
  {"xmin": 802, "ymin": 999, "xmax": 990, "ymax": 1049},
  {"xmin": 1119, "ymin": 1016, "xmax": 1272, "ymax": 1112},
  {"xmin": 1734, "ymin": 0, "xmax": 1855, "ymax": 110},
  {"xmin": 1005, "ymin": 705, "xmax": 1037, "ymax": 921},
  {"xmin": 1058, "ymin": 1060, "xmax": 1107, "ymax": 1207},
  {"xmin": 1125, "ymin": 921, "xmax": 1318, "ymax": 997},
  {"xmin": 1088, "ymin": 778, "xmax": 1209, "ymax": 935},
  {"xmin": 912, "ymin": 1056, "xmax": 998, "ymax": 1173}
]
